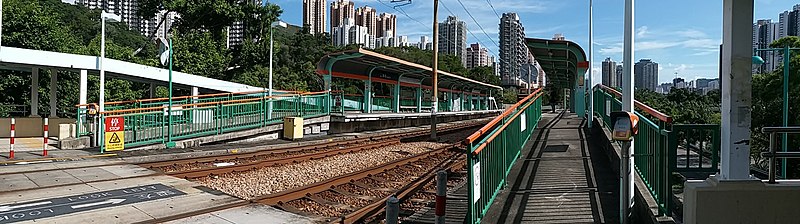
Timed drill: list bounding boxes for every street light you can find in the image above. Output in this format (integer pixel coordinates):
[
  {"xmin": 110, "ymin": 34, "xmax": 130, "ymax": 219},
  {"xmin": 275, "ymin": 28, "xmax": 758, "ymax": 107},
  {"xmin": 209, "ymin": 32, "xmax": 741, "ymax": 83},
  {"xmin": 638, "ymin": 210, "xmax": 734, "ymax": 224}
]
[
  {"xmin": 753, "ymin": 46, "xmax": 800, "ymax": 178},
  {"xmin": 98, "ymin": 12, "xmax": 120, "ymax": 153},
  {"xmin": 268, "ymin": 20, "xmax": 287, "ymax": 120},
  {"xmin": 99, "ymin": 12, "xmax": 121, "ymax": 113}
]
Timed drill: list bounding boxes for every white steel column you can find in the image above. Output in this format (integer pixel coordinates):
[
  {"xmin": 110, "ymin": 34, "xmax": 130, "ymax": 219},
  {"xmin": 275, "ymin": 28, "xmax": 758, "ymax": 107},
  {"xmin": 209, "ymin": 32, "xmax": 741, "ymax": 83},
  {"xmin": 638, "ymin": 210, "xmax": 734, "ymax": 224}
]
[
  {"xmin": 79, "ymin": 70, "xmax": 87, "ymax": 107},
  {"xmin": 719, "ymin": 0, "xmax": 754, "ymax": 180},
  {"xmin": 621, "ymin": 0, "xmax": 635, "ymax": 222},
  {"xmin": 49, "ymin": 69, "xmax": 58, "ymax": 118},
  {"xmin": 30, "ymin": 68, "xmax": 39, "ymax": 117},
  {"xmin": 191, "ymin": 87, "xmax": 199, "ymax": 105}
]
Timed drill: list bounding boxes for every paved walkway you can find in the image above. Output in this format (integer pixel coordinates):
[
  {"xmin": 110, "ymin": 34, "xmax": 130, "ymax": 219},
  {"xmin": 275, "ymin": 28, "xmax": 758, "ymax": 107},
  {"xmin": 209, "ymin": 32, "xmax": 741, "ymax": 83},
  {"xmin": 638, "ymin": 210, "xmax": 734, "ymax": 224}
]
[{"xmin": 483, "ymin": 112, "xmax": 619, "ymax": 223}]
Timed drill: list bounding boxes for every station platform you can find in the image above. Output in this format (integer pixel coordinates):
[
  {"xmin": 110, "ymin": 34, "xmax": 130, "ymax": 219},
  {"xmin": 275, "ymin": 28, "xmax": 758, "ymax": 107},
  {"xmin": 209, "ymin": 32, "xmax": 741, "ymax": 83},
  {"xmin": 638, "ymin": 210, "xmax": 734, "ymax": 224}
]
[{"xmin": 481, "ymin": 112, "xmax": 620, "ymax": 223}]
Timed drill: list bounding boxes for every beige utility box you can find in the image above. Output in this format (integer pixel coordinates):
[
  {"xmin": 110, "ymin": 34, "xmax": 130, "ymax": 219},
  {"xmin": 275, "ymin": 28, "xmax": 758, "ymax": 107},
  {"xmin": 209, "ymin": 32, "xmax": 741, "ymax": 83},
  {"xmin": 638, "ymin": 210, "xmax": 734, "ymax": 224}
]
[{"xmin": 283, "ymin": 117, "xmax": 304, "ymax": 140}]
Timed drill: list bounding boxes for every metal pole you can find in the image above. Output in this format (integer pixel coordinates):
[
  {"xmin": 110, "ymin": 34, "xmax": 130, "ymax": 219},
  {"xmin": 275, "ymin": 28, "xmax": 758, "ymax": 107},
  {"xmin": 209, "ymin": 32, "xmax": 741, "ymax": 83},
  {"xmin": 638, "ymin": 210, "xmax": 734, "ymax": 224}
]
[
  {"xmin": 621, "ymin": 0, "xmax": 635, "ymax": 223},
  {"xmin": 430, "ymin": 0, "xmax": 439, "ymax": 141},
  {"xmin": 100, "ymin": 15, "xmax": 106, "ymax": 112},
  {"xmin": 99, "ymin": 15, "xmax": 106, "ymax": 153},
  {"xmin": 167, "ymin": 38, "xmax": 174, "ymax": 148},
  {"xmin": 769, "ymin": 132, "xmax": 777, "ymax": 183},
  {"xmin": 782, "ymin": 46, "xmax": 789, "ymax": 177},
  {"xmin": 435, "ymin": 170, "xmax": 447, "ymax": 224},
  {"xmin": 268, "ymin": 12, "xmax": 274, "ymax": 120},
  {"xmin": 386, "ymin": 196, "xmax": 399, "ymax": 224},
  {"xmin": 587, "ymin": 0, "xmax": 594, "ymax": 128}
]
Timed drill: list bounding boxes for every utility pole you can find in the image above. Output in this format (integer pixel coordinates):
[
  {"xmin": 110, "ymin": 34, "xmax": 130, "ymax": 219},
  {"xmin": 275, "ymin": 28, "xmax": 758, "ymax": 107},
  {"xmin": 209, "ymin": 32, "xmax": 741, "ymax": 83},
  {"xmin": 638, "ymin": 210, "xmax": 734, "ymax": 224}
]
[{"xmin": 430, "ymin": 0, "xmax": 439, "ymax": 141}]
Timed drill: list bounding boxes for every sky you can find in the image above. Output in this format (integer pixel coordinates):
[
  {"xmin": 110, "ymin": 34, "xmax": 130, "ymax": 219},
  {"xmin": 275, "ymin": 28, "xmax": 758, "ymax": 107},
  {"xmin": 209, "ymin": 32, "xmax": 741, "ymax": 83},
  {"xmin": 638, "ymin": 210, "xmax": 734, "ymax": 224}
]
[{"xmin": 268, "ymin": 0, "xmax": 799, "ymax": 85}]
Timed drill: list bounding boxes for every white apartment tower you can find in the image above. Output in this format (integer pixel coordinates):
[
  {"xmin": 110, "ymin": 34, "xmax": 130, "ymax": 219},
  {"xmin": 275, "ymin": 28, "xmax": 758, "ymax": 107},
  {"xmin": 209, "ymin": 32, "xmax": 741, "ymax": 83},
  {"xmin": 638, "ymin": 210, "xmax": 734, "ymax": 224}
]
[
  {"xmin": 330, "ymin": 0, "xmax": 355, "ymax": 31},
  {"xmin": 601, "ymin": 58, "xmax": 617, "ymax": 88},
  {"xmin": 438, "ymin": 16, "xmax": 467, "ymax": 66},
  {"xmin": 377, "ymin": 13, "xmax": 397, "ymax": 38},
  {"xmin": 332, "ymin": 19, "xmax": 373, "ymax": 48},
  {"xmin": 466, "ymin": 43, "xmax": 491, "ymax": 69},
  {"xmin": 303, "ymin": 0, "xmax": 326, "ymax": 34},
  {"xmin": 499, "ymin": 13, "xmax": 529, "ymax": 87},
  {"xmin": 753, "ymin": 19, "xmax": 780, "ymax": 73},
  {"xmin": 355, "ymin": 6, "xmax": 377, "ymax": 36}
]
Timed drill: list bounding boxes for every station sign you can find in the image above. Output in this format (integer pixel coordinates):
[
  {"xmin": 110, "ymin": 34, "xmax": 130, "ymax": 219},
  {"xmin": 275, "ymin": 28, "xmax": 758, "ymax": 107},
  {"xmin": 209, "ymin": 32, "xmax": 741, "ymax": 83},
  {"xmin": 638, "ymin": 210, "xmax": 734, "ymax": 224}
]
[{"xmin": 104, "ymin": 117, "xmax": 125, "ymax": 151}]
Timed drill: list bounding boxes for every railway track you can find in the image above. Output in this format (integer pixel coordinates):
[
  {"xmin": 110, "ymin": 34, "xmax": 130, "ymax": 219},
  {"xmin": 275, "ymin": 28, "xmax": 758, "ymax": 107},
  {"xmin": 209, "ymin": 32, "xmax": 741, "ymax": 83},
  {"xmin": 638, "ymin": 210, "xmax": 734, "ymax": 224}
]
[
  {"xmin": 138, "ymin": 121, "xmax": 484, "ymax": 177},
  {"xmin": 255, "ymin": 144, "xmax": 464, "ymax": 223}
]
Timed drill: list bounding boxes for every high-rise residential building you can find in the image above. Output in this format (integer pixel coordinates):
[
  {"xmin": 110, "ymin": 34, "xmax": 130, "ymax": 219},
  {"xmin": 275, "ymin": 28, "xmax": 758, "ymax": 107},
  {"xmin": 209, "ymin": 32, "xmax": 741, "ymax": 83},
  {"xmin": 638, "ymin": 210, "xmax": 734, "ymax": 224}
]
[
  {"xmin": 77, "ymin": 0, "xmax": 146, "ymax": 35},
  {"xmin": 396, "ymin": 36, "xmax": 409, "ymax": 47},
  {"xmin": 145, "ymin": 10, "xmax": 179, "ymax": 40},
  {"xmin": 466, "ymin": 43, "xmax": 491, "ymax": 69},
  {"xmin": 332, "ymin": 18, "xmax": 373, "ymax": 48},
  {"xmin": 601, "ymin": 58, "xmax": 617, "ymax": 88},
  {"xmin": 634, "ymin": 59, "xmax": 658, "ymax": 91},
  {"xmin": 438, "ymin": 16, "xmax": 467, "ymax": 66},
  {"xmin": 331, "ymin": 0, "xmax": 355, "ymax": 32},
  {"xmin": 303, "ymin": 0, "xmax": 326, "ymax": 34},
  {"xmin": 615, "ymin": 63, "xmax": 623, "ymax": 88},
  {"xmin": 552, "ymin": 33, "xmax": 565, "ymax": 40},
  {"xmin": 417, "ymin": 36, "xmax": 432, "ymax": 50},
  {"xmin": 355, "ymin": 6, "xmax": 377, "ymax": 36},
  {"xmin": 499, "ymin": 13, "xmax": 530, "ymax": 87},
  {"xmin": 226, "ymin": 0, "xmax": 263, "ymax": 48},
  {"xmin": 778, "ymin": 4, "xmax": 800, "ymax": 38},
  {"xmin": 376, "ymin": 13, "xmax": 397, "ymax": 38},
  {"xmin": 753, "ymin": 19, "xmax": 780, "ymax": 73}
]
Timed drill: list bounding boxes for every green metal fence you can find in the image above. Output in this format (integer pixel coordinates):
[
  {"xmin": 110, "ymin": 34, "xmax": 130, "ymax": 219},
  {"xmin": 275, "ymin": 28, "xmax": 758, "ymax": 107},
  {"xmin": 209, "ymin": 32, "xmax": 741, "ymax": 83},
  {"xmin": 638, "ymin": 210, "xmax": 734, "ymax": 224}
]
[
  {"xmin": 465, "ymin": 89, "xmax": 543, "ymax": 224},
  {"xmin": 93, "ymin": 92, "xmax": 328, "ymax": 149},
  {"xmin": 591, "ymin": 85, "xmax": 720, "ymax": 215}
]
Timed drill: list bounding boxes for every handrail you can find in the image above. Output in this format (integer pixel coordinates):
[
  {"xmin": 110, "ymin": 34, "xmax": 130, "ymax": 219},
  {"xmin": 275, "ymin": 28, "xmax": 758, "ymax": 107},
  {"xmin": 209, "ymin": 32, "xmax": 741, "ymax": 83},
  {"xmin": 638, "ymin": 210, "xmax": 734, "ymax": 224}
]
[
  {"xmin": 470, "ymin": 91, "xmax": 543, "ymax": 155},
  {"xmin": 596, "ymin": 84, "xmax": 673, "ymax": 123},
  {"xmin": 99, "ymin": 92, "xmax": 328, "ymax": 115},
  {"xmin": 75, "ymin": 89, "xmax": 307, "ymax": 107},
  {"xmin": 466, "ymin": 88, "xmax": 542, "ymax": 144},
  {"xmin": 761, "ymin": 126, "xmax": 800, "ymax": 183}
]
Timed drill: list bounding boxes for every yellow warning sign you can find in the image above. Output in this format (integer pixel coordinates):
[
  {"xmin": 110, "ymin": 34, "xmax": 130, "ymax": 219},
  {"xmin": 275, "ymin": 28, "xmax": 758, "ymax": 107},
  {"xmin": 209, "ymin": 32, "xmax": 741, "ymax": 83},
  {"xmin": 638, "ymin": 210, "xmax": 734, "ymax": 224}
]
[{"xmin": 104, "ymin": 131, "xmax": 125, "ymax": 151}]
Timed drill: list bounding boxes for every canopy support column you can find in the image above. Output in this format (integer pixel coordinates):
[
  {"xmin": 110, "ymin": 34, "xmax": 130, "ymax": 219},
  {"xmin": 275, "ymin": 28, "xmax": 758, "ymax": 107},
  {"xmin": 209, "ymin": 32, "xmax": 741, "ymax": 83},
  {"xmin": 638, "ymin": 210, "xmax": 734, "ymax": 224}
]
[{"xmin": 30, "ymin": 68, "xmax": 39, "ymax": 117}]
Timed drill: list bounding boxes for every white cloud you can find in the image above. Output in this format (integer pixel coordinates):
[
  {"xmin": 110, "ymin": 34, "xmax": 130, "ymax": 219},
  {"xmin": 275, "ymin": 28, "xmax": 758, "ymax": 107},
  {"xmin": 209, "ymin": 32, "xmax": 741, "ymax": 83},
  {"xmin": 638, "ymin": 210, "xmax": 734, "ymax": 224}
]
[
  {"xmin": 676, "ymin": 29, "xmax": 707, "ymax": 38},
  {"xmin": 636, "ymin": 26, "xmax": 649, "ymax": 38}
]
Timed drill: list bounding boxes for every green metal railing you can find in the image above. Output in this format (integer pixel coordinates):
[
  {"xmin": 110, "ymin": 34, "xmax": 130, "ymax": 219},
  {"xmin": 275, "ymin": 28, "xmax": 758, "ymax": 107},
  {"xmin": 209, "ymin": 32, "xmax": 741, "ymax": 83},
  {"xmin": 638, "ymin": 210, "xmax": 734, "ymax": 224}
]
[
  {"xmin": 91, "ymin": 92, "xmax": 328, "ymax": 149},
  {"xmin": 465, "ymin": 89, "xmax": 543, "ymax": 224},
  {"xmin": 592, "ymin": 84, "xmax": 720, "ymax": 215}
]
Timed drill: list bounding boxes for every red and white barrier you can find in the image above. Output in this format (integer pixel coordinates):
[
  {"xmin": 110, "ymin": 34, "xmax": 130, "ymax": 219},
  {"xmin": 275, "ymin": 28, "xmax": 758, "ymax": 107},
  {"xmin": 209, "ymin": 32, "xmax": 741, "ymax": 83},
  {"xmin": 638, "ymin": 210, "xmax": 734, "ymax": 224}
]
[
  {"xmin": 9, "ymin": 118, "xmax": 15, "ymax": 159},
  {"xmin": 43, "ymin": 118, "xmax": 48, "ymax": 157}
]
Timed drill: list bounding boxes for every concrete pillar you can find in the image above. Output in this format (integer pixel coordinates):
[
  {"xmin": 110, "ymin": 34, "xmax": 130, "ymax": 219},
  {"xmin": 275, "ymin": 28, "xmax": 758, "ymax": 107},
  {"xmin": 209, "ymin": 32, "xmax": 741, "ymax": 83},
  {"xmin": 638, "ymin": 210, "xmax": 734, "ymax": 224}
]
[
  {"xmin": 719, "ymin": 0, "xmax": 753, "ymax": 180},
  {"xmin": 30, "ymin": 68, "xmax": 39, "ymax": 117},
  {"xmin": 149, "ymin": 83, "xmax": 156, "ymax": 98},
  {"xmin": 49, "ymin": 69, "xmax": 58, "ymax": 118}
]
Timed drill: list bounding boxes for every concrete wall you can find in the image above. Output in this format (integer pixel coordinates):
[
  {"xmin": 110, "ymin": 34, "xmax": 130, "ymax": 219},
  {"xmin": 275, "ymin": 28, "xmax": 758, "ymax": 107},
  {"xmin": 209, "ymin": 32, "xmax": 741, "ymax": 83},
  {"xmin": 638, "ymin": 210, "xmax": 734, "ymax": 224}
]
[
  {"xmin": 329, "ymin": 112, "xmax": 498, "ymax": 134},
  {"xmin": 0, "ymin": 117, "xmax": 74, "ymax": 138},
  {"xmin": 684, "ymin": 178, "xmax": 800, "ymax": 224}
]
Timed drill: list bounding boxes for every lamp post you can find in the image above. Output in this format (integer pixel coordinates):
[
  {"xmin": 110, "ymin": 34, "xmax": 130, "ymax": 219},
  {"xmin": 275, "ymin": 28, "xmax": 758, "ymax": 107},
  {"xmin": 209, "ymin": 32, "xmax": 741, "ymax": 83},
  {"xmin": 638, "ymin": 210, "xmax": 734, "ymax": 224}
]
[
  {"xmin": 753, "ymin": 46, "xmax": 799, "ymax": 178},
  {"xmin": 166, "ymin": 36, "xmax": 175, "ymax": 148},
  {"xmin": 99, "ymin": 12, "xmax": 120, "ymax": 153},
  {"xmin": 268, "ymin": 20, "xmax": 287, "ymax": 120},
  {"xmin": 99, "ymin": 12, "xmax": 121, "ymax": 113}
]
